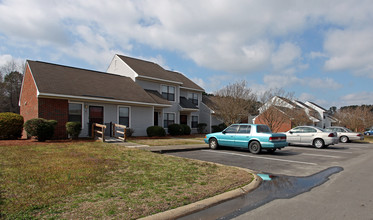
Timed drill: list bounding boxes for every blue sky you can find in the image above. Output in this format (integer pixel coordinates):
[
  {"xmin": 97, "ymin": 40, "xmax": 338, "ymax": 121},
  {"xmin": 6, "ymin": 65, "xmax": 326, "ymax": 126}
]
[{"xmin": 1, "ymin": 0, "xmax": 373, "ymax": 109}]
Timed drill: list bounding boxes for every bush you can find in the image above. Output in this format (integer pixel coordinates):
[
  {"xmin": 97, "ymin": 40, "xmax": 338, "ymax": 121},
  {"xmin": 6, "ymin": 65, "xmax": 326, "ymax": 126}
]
[
  {"xmin": 211, "ymin": 123, "xmax": 227, "ymax": 133},
  {"xmin": 146, "ymin": 126, "xmax": 166, "ymax": 137},
  {"xmin": 24, "ymin": 118, "xmax": 57, "ymax": 142},
  {"xmin": 168, "ymin": 124, "xmax": 183, "ymax": 136},
  {"xmin": 197, "ymin": 123, "xmax": 207, "ymax": 134},
  {"xmin": 126, "ymin": 128, "xmax": 135, "ymax": 137},
  {"xmin": 180, "ymin": 124, "xmax": 191, "ymax": 135},
  {"xmin": 66, "ymin": 122, "xmax": 82, "ymax": 139},
  {"xmin": 0, "ymin": 112, "xmax": 24, "ymax": 140}
]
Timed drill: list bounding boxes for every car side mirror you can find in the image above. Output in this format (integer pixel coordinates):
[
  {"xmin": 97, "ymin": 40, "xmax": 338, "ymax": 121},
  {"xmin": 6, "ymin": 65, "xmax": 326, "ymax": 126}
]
[
  {"xmin": 289, "ymin": 131, "xmax": 293, "ymax": 134},
  {"xmin": 222, "ymin": 130, "xmax": 226, "ymax": 134}
]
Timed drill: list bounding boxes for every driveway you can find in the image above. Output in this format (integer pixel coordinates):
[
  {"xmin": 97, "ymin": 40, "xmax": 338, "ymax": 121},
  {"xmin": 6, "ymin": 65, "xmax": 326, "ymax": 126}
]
[{"xmin": 166, "ymin": 142, "xmax": 371, "ymax": 176}]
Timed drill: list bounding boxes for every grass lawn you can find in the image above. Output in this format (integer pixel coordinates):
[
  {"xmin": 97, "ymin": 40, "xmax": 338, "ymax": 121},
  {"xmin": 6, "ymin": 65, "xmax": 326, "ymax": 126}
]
[
  {"xmin": 358, "ymin": 135, "xmax": 373, "ymax": 143},
  {"xmin": 128, "ymin": 136, "xmax": 205, "ymax": 146},
  {"xmin": 0, "ymin": 141, "xmax": 252, "ymax": 219}
]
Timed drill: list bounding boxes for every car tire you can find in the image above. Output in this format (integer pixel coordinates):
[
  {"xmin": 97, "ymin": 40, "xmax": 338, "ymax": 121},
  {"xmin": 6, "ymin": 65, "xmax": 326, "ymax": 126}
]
[
  {"xmin": 249, "ymin": 141, "xmax": 261, "ymax": 154},
  {"xmin": 313, "ymin": 138, "xmax": 325, "ymax": 149},
  {"xmin": 209, "ymin": 138, "xmax": 219, "ymax": 150},
  {"xmin": 340, "ymin": 136, "xmax": 349, "ymax": 143}
]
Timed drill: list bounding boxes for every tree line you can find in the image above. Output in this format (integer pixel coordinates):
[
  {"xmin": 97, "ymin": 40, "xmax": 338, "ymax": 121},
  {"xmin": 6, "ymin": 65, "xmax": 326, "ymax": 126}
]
[{"xmin": 0, "ymin": 60, "xmax": 24, "ymax": 113}]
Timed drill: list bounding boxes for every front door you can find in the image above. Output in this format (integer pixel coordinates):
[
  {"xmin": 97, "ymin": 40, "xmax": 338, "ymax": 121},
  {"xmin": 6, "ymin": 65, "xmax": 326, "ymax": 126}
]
[
  {"xmin": 180, "ymin": 115, "xmax": 187, "ymax": 125},
  {"xmin": 89, "ymin": 106, "xmax": 103, "ymax": 136},
  {"xmin": 154, "ymin": 112, "xmax": 159, "ymax": 126}
]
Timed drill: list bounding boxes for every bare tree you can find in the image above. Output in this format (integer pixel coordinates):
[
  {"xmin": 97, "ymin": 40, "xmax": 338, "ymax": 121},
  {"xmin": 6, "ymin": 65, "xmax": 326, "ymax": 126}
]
[
  {"xmin": 0, "ymin": 60, "xmax": 24, "ymax": 113},
  {"xmin": 212, "ymin": 80, "xmax": 258, "ymax": 125},
  {"xmin": 335, "ymin": 106, "xmax": 373, "ymax": 131},
  {"xmin": 256, "ymin": 88, "xmax": 312, "ymax": 132}
]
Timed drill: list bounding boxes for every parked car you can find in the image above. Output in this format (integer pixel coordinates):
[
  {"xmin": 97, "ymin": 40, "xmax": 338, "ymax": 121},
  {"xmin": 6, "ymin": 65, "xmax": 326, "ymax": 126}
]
[
  {"xmin": 284, "ymin": 126, "xmax": 338, "ymax": 148},
  {"xmin": 204, "ymin": 124, "xmax": 288, "ymax": 154},
  {"xmin": 364, "ymin": 129, "xmax": 373, "ymax": 136},
  {"xmin": 325, "ymin": 126, "xmax": 364, "ymax": 143}
]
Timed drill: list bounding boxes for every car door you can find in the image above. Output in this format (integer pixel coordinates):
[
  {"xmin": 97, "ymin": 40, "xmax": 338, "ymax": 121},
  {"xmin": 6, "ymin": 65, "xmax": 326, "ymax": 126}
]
[
  {"xmin": 218, "ymin": 125, "xmax": 239, "ymax": 147},
  {"xmin": 286, "ymin": 127, "xmax": 302, "ymax": 143},
  {"xmin": 234, "ymin": 125, "xmax": 251, "ymax": 148},
  {"xmin": 300, "ymin": 127, "xmax": 317, "ymax": 144}
]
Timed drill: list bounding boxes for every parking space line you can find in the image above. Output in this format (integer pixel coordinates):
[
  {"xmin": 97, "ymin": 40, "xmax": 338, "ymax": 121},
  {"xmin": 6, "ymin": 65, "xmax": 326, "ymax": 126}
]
[
  {"xmin": 202, "ymin": 150, "xmax": 318, "ymax": 165},
  {"xmin": 302, "ymin": 153, "xmax": 341, "ymax": 158},
  {"xmin": 287, "ymin": 146, "xmax": 354, "ymax": 154}
]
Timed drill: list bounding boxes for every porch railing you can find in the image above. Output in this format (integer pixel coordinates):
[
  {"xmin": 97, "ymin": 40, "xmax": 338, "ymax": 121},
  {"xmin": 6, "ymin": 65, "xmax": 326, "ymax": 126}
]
[
  {"xmin": 92, "ymin": 123, "xmax": 106, "ymax": 142},
  {"xmin": 112, "ymin": 123, "xmax": 127, "ymax": 142}
]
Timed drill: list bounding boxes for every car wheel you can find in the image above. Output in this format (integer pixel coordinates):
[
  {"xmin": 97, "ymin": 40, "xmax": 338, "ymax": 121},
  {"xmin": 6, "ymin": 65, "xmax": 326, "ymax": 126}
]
[
  {"xmin": 249, "ymin": 141, "xmax": 261, "ymax": 154},
  {"xmin": 267, "ymin": 149, "xmax": 276, "ymax": 154},
  {"xmin": 209, "ymin": 138, "xmax": 219, "ymax": 150},
  {"xmin": 340, "ymin": 136, "xmax": 349, "ymax": 143},
  {"xmin": 313, "ymin": 138, "xmax": 325, "ymax": 149}
]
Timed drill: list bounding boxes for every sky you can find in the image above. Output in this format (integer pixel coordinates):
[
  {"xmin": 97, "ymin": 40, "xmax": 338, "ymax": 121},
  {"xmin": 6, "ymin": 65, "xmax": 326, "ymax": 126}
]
[{"xmin": 1, "ymin": 0, "xmax": 373, "ymax": 109}]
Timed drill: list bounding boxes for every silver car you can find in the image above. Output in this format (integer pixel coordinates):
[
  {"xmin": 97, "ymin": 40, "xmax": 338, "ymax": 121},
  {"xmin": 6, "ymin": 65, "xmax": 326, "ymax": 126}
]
[
  {"xmin": 285, "ymin": 126, "xmax": 339, "ymax": 148},
  {"xmin": 325, "ymin": 126, "xmax": 364, "ymax": 143}
]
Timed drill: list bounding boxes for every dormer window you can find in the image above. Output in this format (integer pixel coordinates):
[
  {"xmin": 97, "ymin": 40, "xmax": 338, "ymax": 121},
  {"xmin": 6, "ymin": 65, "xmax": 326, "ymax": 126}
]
[
  {"xmin": 161, "ymin": 85, "xmax": 175, "ymax": 101},
  {"xmin": 188, "ymin": 93, "xmax": 198, "ymax": 106}
]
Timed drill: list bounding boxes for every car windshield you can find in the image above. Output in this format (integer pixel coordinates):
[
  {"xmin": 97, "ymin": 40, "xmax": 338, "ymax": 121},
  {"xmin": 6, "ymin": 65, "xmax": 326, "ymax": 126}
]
[
  {"xmin": 345, "ymin": 128, "xmax": 352, "ymax": 132},
  {"xmin": 257, "ymin": 125, "xmax": 272, "ymax": 133}
]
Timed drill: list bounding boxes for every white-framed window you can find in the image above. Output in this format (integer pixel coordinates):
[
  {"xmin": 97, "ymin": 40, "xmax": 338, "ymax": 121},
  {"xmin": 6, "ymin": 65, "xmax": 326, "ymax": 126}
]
[
  {"xmin": 161, "ymin": 85, "xmax": 175, "ymax": 101},
  {"xmin": 118, "ymin": 106, "xmax": 130, "ymax": 127},
  {"xmin": 188, "ymin": 93, "xmax": 198, "ymax": 106},
  {"xmin": 192, "ymin": 116, "xmax": 198, "ymax": 128},
  {"xmin": 164, "ymin": 113, "xmax": 175, "ymax": 128},
  {"xmin": 68, "ymin": 102, "xmax": 83, "ymax": 128}
]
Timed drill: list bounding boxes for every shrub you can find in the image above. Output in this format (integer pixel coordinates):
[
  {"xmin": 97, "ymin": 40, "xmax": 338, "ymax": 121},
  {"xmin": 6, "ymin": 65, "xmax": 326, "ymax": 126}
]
[
  {"xmin": 180, "ymin": 124, "xmax": 191, "ymax": 135},
  {"xmin": 197, "ymin": 123, "xmax": 207, "ymax": 134},
  {"xmin": 211, "ymin": 123, "xmax": 227, "ymax": 133},
  {"xmin": 126, "ymin": 128, "xmax": 135, "ymax": 137},
  {"xmin": 24, "ymin": 118, "xmax": 57, "ymax": 142},
  {"xmin": 0, "ymin": 112, "xmax": 24, "ymax": 140},
  {"xmin": 146, "ymin": 126, "xmax": 166, "ymax": 137},
  {"xmin": 168, "ymin": 124, "xmax": 183, "ymax": 136},
  {"xmin": 66, "ymin": 122, "xmax": 82, "ymax": 139}
]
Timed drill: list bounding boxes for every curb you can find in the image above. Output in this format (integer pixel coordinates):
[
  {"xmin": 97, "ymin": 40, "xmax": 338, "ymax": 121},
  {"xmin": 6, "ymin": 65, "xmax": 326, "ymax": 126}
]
[{"xmin": 139, "ymin": 169, "xmax": 262, "ymax": 220}]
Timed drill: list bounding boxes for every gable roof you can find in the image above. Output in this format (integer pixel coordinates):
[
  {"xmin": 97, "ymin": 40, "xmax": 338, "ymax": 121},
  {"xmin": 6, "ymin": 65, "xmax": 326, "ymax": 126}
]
[
  {"xmin": 27, "ymin": 60, "xmax": 170, "ymax": 106},
  {"xmin": 117, "ymin": 55, "xmax": 204, "ymax": 91},
  {"xmin": 167, "ymin": 70, "xmax": 204, "ymax": 91},
  {"xmin": 117, "ymin": 55, "xmax": 181, "ymax": 84}
]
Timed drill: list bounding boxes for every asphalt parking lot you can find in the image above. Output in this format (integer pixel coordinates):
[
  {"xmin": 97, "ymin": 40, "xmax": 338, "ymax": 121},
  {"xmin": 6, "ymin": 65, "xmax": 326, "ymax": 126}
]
[{"xmin": 166, "ymin": 142, "xmax": 373, "ymax": 176}]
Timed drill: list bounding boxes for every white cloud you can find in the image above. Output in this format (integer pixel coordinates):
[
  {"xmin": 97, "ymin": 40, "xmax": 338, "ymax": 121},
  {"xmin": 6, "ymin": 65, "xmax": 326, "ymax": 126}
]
[
  {"xmin": 271, "ymin": 42, "xmax": 301, "ymax": 70},
  {"xmin": 305, "ymin": 77, "xmax": 342, "ymax": 90},
  {"xmin": 324, "ymin": 28, "xmax": 373, "ymax": 78},
  {"xmin": 339, "ymin": 92, "xmax": 373, "ymax": 106}
]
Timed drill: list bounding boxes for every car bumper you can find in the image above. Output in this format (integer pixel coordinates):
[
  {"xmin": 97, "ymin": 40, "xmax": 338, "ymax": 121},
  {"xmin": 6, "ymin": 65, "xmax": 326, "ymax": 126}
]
[
  {"xmin": 325, "ymin": 137, "xmax": 339, "ymax": 145},
  {"xmin": 348, "ymin": 136, "xmax": 364, "ymax": 141},
  {"xmin": 261, "ymin": 141, "xmax": 288, "ymax": 149}
]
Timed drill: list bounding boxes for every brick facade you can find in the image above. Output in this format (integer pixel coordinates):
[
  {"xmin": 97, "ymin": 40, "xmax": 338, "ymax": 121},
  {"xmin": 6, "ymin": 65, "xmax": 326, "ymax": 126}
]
[
  {"xmin": 20, "ymin": 64, "xmax": 69, "ymax": 139},
  {"xmin": 38, "ymin": 98, "xmax": 68, "ymax": 139},
  {"xmin": 254, "ymin": 112, "xmax": 292, "ymax": 133},
  {"xmin": 20, "ymin": 65, "xmax": 39, "ymax": 138}
]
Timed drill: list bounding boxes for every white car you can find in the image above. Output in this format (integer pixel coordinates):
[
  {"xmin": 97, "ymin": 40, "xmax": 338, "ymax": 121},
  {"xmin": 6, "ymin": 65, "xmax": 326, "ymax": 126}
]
[
  {"xmin": 285, "ymin": 126, "xmax": 339, "ymax": 148},
  {"xmin": 325, "ymin": 126, "xmax": 364, "ymax": 143}
]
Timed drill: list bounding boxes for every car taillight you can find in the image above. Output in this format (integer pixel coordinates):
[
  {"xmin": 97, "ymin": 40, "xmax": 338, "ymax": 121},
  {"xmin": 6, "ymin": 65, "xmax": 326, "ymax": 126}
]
[
  {"xmin": 357, "ymin": 134, "xmax": 361, "ymax": 136},
  {"xmin": 269, "ymin": 136, "xmax": 286, "ymax": 141},
  {"xmin": 328, "ymin": 133, "xmax": 335, "ymax": 137}
]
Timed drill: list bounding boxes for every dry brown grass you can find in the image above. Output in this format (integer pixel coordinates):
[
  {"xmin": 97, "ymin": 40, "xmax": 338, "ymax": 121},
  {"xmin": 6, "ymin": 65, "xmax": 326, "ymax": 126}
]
[{"xmin": 0, "ymin": 142, "xmax": 252, "ymax": 219}]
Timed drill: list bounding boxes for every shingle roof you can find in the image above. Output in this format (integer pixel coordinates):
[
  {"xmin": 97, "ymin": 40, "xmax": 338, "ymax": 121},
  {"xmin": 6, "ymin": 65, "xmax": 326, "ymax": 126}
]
[
  {"xmin": 167, "ymin": 70, "xmax": 204, "ymax": 91},
  {"xmin": 179, "ymin": 97, "xmax": 198, "ymax": 109},
  {"xmin": 144, "ymin": 90, "xmax": 171, "ymax": 105},
  {"xmin": 117, "ymin": 55, "xmax": 181, "ymax": 84},
  {"xmin": 117, "ymin": 55, "xmax": 204, "ymax": 91},
  {"xmin": 28, "ymin": 60, "xmax": 169, "ymax": 106}
]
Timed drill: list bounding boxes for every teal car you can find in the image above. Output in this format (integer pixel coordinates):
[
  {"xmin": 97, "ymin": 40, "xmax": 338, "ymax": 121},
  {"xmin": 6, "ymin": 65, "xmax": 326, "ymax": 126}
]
[{"xmin": 204, "ymin": 124, "xmax": 288, "ymax": 154}]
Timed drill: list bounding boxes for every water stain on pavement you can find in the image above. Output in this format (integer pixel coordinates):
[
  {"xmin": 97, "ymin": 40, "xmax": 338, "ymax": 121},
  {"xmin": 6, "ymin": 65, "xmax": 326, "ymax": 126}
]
[{"xmin": 179, "ymin": 166, "xmax": 343, "ymax": 220}]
